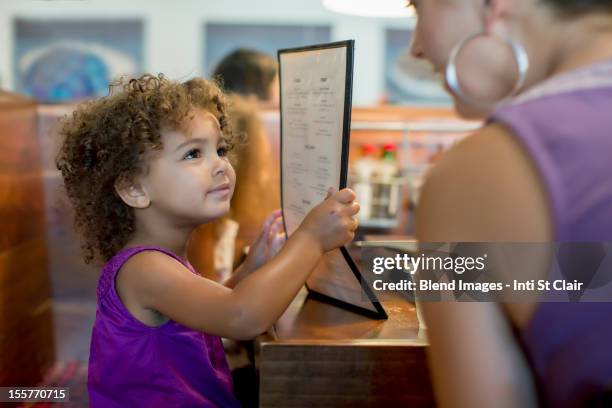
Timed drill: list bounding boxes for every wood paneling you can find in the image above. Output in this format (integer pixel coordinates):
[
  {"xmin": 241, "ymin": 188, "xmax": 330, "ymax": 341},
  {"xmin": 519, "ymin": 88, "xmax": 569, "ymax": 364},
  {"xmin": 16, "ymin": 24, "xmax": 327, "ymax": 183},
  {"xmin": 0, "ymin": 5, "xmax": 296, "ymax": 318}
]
[{"xmin": 0, "ymin": 91, "xmax": 54, "ymax": 387}]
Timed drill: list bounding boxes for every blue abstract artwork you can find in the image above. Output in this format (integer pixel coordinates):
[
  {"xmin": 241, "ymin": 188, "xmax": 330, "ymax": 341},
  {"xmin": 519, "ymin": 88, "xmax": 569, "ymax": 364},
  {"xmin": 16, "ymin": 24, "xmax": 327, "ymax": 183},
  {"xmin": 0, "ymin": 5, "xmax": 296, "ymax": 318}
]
[{"xmin": 14, "ymin": 19, "xmax": 143, "ymax": 103}]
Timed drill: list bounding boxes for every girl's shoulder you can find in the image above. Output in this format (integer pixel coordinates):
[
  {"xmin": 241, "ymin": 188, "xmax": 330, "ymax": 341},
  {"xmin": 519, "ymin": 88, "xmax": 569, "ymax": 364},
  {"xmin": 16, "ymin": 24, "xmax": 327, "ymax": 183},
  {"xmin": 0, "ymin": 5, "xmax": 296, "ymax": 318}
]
[
  {"xmin": 99, "ymin": 246, "xmax": 196, "ymax": 328},
  {"xmin": 98, "ymin": 246, "xmax": 194, "ymax": 300}
]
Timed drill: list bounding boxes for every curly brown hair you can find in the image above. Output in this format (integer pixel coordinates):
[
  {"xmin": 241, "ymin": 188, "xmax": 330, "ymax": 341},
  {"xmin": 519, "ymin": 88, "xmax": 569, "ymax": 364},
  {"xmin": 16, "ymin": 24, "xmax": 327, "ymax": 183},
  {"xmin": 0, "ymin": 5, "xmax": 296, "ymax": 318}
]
[{"xmin": 56, "ymin": 73, "xmax": 239, "ymax": 265}]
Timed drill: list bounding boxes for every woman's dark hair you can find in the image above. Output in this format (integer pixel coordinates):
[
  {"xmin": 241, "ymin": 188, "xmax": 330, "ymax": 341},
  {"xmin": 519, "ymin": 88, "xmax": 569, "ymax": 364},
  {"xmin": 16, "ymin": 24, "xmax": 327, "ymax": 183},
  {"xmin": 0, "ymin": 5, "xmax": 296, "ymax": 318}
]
[
  {"xmin": 543, "ymin": 0, "xmax": 612, "ymax": 16},
  {"xmin": 212, "ymin": 48, "xmax": 277, "ymax": 101}
]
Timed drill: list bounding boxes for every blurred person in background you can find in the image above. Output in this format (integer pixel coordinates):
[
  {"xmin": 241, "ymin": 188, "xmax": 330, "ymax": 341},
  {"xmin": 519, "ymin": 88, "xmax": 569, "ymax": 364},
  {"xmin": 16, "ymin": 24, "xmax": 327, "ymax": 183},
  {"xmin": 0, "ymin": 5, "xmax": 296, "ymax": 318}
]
[{"xmin": 213, "ymin": 48, "xmax": 280, "ymax": 108}]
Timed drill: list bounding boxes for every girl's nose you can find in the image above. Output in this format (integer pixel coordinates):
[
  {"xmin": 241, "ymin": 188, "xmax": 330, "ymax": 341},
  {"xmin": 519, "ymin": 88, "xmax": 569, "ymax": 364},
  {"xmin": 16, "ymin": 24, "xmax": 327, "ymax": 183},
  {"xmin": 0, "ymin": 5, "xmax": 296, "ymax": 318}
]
[{"xmin": 213, "ymin": 156, "xmax": 228, "ymax": 176}]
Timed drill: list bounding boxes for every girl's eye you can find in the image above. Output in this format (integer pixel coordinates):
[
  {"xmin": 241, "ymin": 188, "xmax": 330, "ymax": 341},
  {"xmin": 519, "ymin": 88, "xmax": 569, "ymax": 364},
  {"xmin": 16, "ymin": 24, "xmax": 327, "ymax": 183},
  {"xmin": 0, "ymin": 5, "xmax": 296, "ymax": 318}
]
[
  {"xmin": 183, "ymin": 148, "xmax": 201, "ymax": 160},
  {"xmin": 217, "ymin": 146, "xmax": 229, "ymax": 157}
]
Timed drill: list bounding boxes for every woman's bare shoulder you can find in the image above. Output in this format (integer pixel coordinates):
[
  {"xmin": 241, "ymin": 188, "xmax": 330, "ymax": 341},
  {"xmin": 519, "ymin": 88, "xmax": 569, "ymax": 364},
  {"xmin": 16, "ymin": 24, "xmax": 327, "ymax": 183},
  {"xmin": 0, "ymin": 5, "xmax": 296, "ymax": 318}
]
[
  {"xmin": 417, "ymin": 123, "xmax": 554, "ymax": 327},
  {"xmin": 417, "ymin": 122, "xmax": 553, "ymax": 243}
]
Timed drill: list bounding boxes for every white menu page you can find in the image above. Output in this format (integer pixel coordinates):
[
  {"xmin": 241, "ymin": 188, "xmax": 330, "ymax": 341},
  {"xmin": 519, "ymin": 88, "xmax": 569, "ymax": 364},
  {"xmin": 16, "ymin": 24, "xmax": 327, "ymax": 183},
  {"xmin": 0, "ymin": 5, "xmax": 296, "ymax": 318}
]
[{"xmin": 279, "ymin": 43, "xmax": 380, "ymax": 315}]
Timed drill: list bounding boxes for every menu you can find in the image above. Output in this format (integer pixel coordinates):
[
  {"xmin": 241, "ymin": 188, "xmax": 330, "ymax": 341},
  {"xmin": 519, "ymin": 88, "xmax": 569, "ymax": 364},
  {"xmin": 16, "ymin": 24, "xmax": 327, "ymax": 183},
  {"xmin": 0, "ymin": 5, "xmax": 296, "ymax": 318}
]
[{"xmin": 278, "ymin": 41, "xmax": 387, "ymax": 319}]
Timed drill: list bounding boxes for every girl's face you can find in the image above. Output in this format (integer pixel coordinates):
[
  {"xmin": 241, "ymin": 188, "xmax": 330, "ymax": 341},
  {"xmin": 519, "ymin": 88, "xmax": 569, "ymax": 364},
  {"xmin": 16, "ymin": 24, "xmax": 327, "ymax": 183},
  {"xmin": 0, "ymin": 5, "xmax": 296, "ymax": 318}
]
[
  {"xmin": 409, "ymin": 0, "xmax": 525, "ymax": 118},
  {"xmin": 141, "ymin": 109, "xmax": 236, "ymax": 226}
]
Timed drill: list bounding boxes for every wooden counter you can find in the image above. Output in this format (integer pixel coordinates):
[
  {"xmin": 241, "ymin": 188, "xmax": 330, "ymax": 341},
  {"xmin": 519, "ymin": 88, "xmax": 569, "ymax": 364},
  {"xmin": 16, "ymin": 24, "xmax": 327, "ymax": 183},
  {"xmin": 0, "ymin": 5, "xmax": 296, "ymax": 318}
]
[{"xmin": 258, "ymin": 289, "xmax": 434, "ymax": 407}]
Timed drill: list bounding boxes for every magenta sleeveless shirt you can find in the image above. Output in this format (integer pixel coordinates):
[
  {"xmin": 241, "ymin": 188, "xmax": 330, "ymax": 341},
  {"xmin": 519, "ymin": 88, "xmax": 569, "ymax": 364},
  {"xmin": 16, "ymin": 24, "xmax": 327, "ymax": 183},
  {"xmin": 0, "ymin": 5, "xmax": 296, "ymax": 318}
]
[
  {"xmin": 490, "ymin": 59, "xmax": 612, "ymax": 407},
  {"xmin": 88, "ymin": 246, "xmax": 241, "ymax": 407}
]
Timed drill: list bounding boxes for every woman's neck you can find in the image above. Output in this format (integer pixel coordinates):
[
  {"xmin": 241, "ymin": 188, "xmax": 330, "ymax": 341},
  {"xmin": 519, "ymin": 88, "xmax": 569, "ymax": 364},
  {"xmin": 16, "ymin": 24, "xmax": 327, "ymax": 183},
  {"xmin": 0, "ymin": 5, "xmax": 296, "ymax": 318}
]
[{"xmin": 548, "ymin": 14, "xmax": 612, "ymax": 77}]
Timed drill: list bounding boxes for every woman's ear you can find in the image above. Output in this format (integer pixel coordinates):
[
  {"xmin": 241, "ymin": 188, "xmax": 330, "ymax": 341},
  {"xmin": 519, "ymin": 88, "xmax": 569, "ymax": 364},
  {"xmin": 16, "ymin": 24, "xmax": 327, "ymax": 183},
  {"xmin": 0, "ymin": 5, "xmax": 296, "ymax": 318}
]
[
  {"xmin": 114, "ymin": 177, "xmax": 151, "ymax": 209},
  {"xmin": 483, "ymin": 0, "xmax": 508, "ymax": 34}
]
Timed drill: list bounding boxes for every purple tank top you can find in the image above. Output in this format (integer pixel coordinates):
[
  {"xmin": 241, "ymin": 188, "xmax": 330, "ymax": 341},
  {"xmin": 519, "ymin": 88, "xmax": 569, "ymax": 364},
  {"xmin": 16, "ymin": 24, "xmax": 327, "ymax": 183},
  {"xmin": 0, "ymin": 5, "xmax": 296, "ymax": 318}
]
[
  {"xmin": 88, "ymin": 246, "xmax": 241, "ymax": 408},
  {"xmin": 490, "ymin": 59, "xmax": 612, "ymax": 408}
]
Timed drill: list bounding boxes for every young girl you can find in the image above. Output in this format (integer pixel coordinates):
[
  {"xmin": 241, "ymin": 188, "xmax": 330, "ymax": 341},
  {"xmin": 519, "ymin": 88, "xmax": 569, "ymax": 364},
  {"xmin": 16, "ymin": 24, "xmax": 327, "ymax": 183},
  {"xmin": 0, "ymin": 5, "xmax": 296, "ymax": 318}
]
[{"xmin": 56, "ymin": 74, "xmax": 359, "ymax": 407}]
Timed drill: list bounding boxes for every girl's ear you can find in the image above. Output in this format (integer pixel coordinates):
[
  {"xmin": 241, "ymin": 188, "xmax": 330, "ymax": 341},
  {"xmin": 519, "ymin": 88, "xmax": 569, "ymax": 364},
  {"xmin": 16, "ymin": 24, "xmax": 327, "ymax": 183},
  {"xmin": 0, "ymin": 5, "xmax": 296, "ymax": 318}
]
[{"xmin": 114, "ymin": 177, "xmax": 151, "ymax": 209}]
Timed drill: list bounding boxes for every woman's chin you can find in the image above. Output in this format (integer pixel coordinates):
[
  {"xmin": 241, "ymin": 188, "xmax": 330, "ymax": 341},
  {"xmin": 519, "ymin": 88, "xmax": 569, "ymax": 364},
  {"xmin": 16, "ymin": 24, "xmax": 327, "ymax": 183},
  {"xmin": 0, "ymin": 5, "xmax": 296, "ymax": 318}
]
[{"xmin": 452, "ymin": 96, "xmax": 490, "ymax": 120}]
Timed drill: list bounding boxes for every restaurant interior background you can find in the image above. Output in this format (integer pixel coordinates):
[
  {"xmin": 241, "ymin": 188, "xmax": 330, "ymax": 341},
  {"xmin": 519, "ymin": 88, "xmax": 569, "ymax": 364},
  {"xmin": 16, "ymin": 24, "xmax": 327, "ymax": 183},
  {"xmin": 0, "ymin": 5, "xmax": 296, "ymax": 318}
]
[{"xmin": 0, "ymin": 0, "xmax": 480, "ymax": 405}]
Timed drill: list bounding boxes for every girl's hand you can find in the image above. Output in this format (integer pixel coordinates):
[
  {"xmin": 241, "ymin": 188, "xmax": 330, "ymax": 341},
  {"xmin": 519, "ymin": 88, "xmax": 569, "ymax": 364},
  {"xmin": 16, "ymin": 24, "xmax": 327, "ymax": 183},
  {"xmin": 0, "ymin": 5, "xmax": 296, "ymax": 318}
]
[
  {"xmin": 242, "ymin": 209, "xmax": 286, "ymax": 273},
  {"xmin": 297, "ymin": 188, "xmax": 359, "ymax": 253}
]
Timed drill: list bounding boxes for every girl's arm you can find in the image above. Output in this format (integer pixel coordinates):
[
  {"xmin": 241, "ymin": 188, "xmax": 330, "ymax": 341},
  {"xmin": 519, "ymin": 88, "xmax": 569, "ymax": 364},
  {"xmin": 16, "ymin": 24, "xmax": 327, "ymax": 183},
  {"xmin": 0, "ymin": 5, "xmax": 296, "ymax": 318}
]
[
  {"xmin": 116, "ymin": 189, "xmax": 359, "ymax": 340},
  {"xmin": 415, "ymin": 123, "xmax": 551, "ymax": 407},
  {"xmin": 222, "ymin": 261, "xmax": 248, "ymax": 289}
]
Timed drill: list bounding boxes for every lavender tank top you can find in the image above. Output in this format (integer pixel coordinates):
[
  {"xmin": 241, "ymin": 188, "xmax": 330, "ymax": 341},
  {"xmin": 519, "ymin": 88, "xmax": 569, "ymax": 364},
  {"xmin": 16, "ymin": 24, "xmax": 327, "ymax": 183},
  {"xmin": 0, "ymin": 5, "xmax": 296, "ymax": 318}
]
[
  {"xmin": 88, "ymin": 246, "xmax": 241, "ymax": 408},
  {"xmin": 490, "ymin": 59, "xmax": 612, "ymax": 407}
]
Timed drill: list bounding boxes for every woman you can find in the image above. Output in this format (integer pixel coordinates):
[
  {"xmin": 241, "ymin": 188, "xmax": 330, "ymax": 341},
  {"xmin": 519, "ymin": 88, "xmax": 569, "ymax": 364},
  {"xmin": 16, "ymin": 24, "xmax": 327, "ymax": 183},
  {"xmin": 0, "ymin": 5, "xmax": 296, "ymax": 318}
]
[{"xmin": 410, "ymin": 0, "xmax": 612, "ymax": 407}]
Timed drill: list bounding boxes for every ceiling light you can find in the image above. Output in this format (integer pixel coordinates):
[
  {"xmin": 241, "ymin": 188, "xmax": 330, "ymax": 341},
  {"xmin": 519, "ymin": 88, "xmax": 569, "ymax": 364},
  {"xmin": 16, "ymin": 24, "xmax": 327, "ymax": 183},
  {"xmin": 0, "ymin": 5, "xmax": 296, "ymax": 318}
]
[{"xmin": 322, "ymin": 0, "xmax": 415, "ymax": 18}]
